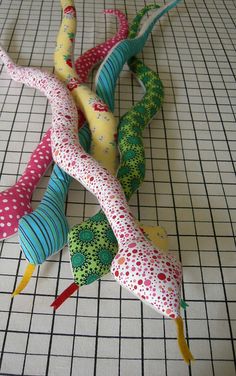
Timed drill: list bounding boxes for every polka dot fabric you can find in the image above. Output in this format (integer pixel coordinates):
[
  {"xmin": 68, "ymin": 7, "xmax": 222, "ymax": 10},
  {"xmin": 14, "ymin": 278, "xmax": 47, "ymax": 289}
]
[
  {"xmin": 17, "ymin": 126, "xmax": 91, "ymax": 266},
  {"xmin": 95, "ymin": 0, "xmax": 181, "ymax": 112},
  {"xmin": 54, "ymin": 1, "xmax": 182, "ymax": 320},
  {"xmin": 0, "ymin": 35, "xmax": 181, "ymax": 319},
  {"xmin": 0, "ymin": 130, "xmax": 52, "ymax": 240},
  {"xmin": 51, "ymin": 4, "xmax": 170, "ymax": 310},
  {"xmin": 68, "ymin": 55, "xmax": 165, "ymax": 288},
  {"xmin": 54, "ymin": 0, "xmax": 123, "ymax": 174},
  {"xmin": 0, "ymin": 8, "xmax": 127, "ymax": 241},
  {"xmin": 0, "ymin": 1, "xmax": 193, "ymax": 363},
  {"xmin": 17, "ymin": 8, "xmax": 128, "ymax": 267},
  {"xmin": 112, "ymin": 240, "xmax": 182, "ymax": 319},
  {"xmin": 12, "ymin": 6, "xmax": 129, "ymax": 296},
  {"xmin": 75, "ymin": 9, "xmax": 129, "ymax": 82}
]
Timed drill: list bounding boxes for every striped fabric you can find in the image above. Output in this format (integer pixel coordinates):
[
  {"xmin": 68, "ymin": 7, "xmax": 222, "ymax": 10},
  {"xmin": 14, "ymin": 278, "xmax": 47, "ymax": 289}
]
[
  {"xmin": 18, "ymin": 125, "xmax": 91, "ymax": 265},
  {"xmin": 18, "ymin": 0, "xmax": 180, "ymax": 267},
  {"xmin": 96, "ymin": 0, "xmax": 180, "ymax": 109},
  {"xmin": 68, "ymin": 55, "xmax": 164, "ymax": 287}
]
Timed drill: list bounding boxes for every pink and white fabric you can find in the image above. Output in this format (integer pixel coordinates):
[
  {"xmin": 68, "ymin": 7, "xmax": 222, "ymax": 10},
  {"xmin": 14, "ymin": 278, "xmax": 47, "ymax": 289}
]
[
  {"xmin": 75, "ymin": 9, "xmax": 128, "ymax": 82},
  {"xmin": 0, "ymin": 46, "xmax": 182, "ymax": 320},
  {"xmin": 0, "ymin": 130, "xmax": 52, "ymax": 240},
  {"xmin": 0, "ymin": 9, "xmax": 128, "ymax": 240}
]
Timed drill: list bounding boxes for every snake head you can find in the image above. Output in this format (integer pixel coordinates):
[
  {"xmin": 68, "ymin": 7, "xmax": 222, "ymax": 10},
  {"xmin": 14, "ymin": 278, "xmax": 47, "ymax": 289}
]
[{"xmin": 111, "ymin": 236, "xmax": 182, "ymax": 319}]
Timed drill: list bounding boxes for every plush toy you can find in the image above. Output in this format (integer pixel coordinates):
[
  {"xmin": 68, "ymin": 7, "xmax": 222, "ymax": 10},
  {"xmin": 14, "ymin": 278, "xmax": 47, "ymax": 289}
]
[
  {"xmin": 52, "ymin": 3, "xmax": 166, "ymax": 306},
  {"xmin": 52, "ymin": 0, "xmax": 193, "ymax": 363},
  {"xmin": 14, "ymin": 0, "xmax": 169, "ymax": 294},
  {"xmin": 13, "ymin": 3, "xmax": 166, "ymax": 296},
  {"xmin": 13, "ymin": 2, "xmax": 170, "ymax": 297},
  {"xmin": 13, "ymin": 127, "xmax": 91, "ymax": 294},
  {"xmin": 0, "ymin": 0, "xmax": 192, "ymax": 363},
  {"xmin": 0, "ymin": 8, "xmax": 128, "ymax": 241},
  {"xmin": 12, "ymin": 9, "xmax": 129, "ymax": 295},
  {"xmin": 55, "ymin": 55, "xmax": 166, "ymax": 296},
  {"xmin": 55, "ymin": 0, "xmax": 120, "ymax": 174}
]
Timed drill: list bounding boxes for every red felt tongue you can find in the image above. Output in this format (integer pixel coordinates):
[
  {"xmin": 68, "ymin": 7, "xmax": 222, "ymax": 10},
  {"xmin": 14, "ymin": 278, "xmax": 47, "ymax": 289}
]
[{"xmin": 51, "ymin": 282, "xmax": 79, "ymax": 310}]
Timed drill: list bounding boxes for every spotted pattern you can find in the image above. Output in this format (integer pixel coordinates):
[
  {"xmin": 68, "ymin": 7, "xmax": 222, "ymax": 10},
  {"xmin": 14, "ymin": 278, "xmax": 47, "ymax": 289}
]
[
  {"xmin": 0, "ymin": 7, "xmax": 128, "ymax": 241},
  {"xmin": 0, "ymin": 0, "xmax": 182, "ymax": 320},
  {"xmin": 17, "ymin": 7, "xmax": 128, "ymax": 267},
  {"xmin": 75, "ymin": 9, "xmax": 129, "ymax": 82},
  {"xmin": 68, "ymin": 1, "xmax": 182, "ymax": 320},
  {"xmin": 54, "ymin": 0, "xmax": 124, "ymax": 174},
  {"xmin": 69, "ymin": 55, "xmax": 165, "ymax": 286},
  {"xmin": 0, "ymin": 131, "xmax": 52, "ymax": 240}
]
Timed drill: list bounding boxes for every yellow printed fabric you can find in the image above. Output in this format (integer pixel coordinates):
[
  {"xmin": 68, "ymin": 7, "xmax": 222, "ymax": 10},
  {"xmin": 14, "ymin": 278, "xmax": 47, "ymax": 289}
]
[{"xmin": 54, "ymin": 0, "xmax": 118, "ymax": 174}]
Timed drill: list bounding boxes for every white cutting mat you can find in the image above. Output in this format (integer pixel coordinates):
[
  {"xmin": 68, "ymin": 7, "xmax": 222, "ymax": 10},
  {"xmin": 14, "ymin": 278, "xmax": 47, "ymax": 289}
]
[{"xmin": 0, "ymin": 0, "xmax": 235, "ymax": 375}]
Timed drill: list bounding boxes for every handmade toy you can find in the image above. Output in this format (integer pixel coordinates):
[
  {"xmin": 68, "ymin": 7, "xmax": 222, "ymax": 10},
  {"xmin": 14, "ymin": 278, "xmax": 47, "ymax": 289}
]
[
  {"xmin": 0, "ymin": 0, "xmax": 192, "ymax": 363},
  {"xmin": 0, "ymin": 8, "xmax": 128, "ymax": 241},
  {"xmin": 12, "ymin": 9, "xmax": 129, "ymax": 295},
  {"xmin": 14, "ymin": 3, "xmax": 166, "ymax": 296},
  {"xmin": 53, "ymin": 0, "xmax": 193, "ymax": 363},
  {"xmin": 54, "ymin": 0, "xmax": 120, "ymax": 174},
  {"xmin": 15, "ymin": 0, "xmax": 166, "ymax": 293},
  {"xmin": 55, "ymin": 55, "xmax": 166, "ymax": 297},
  {"xmin": 52, "ymin": 3, "xmax": 166, "ymax": 306},
  {"xmin": 13, "ymin": 127, "xmax": 91, "ymax": 294}
]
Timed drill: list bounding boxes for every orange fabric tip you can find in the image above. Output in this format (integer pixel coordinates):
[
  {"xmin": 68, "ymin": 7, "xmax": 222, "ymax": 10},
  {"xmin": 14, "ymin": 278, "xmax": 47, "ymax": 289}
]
[
  {"xmin": 12, "ymin": 263, "xmax": 36, "ymax": 297},
  {"xmin": 175, "ymin": 316, "xmax": 195, "ymax": 364}
]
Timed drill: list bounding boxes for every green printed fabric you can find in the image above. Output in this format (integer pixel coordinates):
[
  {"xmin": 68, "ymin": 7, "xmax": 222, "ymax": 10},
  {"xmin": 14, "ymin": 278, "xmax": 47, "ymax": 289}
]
[{"xmin": 68, "ymin": 4, "xmax": 165, "ymax": 286}]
